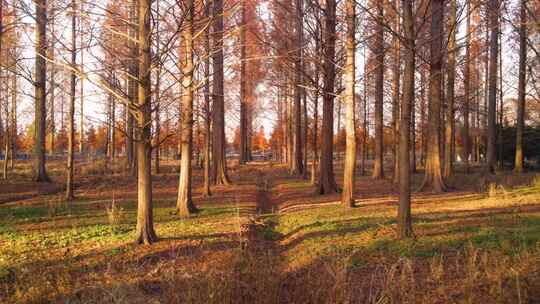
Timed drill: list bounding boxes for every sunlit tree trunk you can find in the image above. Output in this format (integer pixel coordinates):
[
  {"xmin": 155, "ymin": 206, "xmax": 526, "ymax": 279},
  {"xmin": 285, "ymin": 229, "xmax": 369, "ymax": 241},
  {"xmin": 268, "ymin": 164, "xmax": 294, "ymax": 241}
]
[
  {"xmin": 211, "ymin": 0, "xmax": 230, "ymax": 185},
  {"xmin": 202, "ymin": 0, "xmax": 212, "ymax": 196},
  {"xmin": 177, "ymin": 0, "xmax": 198, "ymax": 216},
  {"xmin": 153, "ymin": 0, "xmax": 161, "ymax": 174},
  {"xmin": 135, "ymin": 0, "xmax": 157, "ymax": 245},
  {"xmin": 514, "ymin": 0, "xmax": 527, "ymax": 173},
  {"xmin": 463, "ymin": 1, "xmax": 471, "ymax": 173},
  {"xmin": 372, "ymin": 1, "xmax": 384, "ymax": 179},
  {"xmin": 239, "ymin": 0, "xmax": 248, "ymax": 165},
  {"xmin": 486, "ymin": 0, "xmax": 499, "ymax": 173},
  {"xmin": 317, "ymin": 0, "xmax": 338, "ymax": 194},
  {"xmin": 419, "ymin": 0, "xmax": 447, "ymax": 192},
  {"xmin": 66, "ymin": 0, "xmax": 77, "ymax": 201},
  {"xmin": 34, "ymin": 0, "xmax": 50, "ymax": 182},
  {"xmin": 398, "ymin": 0, "xmax": 414, "ymax": 239},
  {"xmin": 341, "ymin": 0, "xmax": 356, "ymax": 207},
  {"xmin": 444, "ymin": 0, "xmax": 456, "ymax": 178},
  {"xmin": 126, "ymin": 0, "xmax": 138, "ymax": 174}
]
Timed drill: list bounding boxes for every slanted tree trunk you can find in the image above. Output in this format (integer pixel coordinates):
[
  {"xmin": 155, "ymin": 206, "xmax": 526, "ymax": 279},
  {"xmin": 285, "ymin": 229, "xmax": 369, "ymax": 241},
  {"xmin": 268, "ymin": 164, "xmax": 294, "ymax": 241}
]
[
  {"xmin": 211, "ymin": 0, "xmax": 230, "ymax": 185},
  {"xmin": 66, "ymin": 0, "xmax": 77, "ymax": 201},
  {"xmin": 341, "ymin": 0, "xmax": 356, "ymax": 207},
  {"xmin": 444, "ymin": 0, "xmax": 457, "ymax": 178},
  {"xmin": 317, "ymin": 0, "xmax": 338, "ymax": 194},
  {"xmin": 463, "ymin": 0, "xmax": 471, "ymax": 173},
  {"xmin": 419, "ymin": 0, "xmax": 447, "ymax": 192},
  {"xmin": 486, "ymin": 0, "xmax": 499, "ymax": 173},
  {"xmin": 34, "ymin": 0, "xmax": 50, "ymax": 182},
  {"xmin": 398, "ymin": 0, "xmax": 414, "ymax": 239},
  {"xmin": 135, "ymin": 0, "xmax": 157, "ymax": 245},
  {"xmin": 372, "ymin": 1, "xmax": 384, "ymax": 179},
  {"xmin": 514, "ymin": 0, "xmax": 527, "ymax": 173},
  {"xmin": 202, "ymin": 0, "xmax": 212, "ymax": 196},
  {"xmin": 177, "ymin": 0, "xmax": 198, "ymax": 216}
]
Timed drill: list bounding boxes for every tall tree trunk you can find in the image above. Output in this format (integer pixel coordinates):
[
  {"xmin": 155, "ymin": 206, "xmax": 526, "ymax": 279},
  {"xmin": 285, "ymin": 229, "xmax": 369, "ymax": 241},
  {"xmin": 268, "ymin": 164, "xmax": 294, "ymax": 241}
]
[
  {"xmin": 239, "ymin": 0, "xmax": 248, "ymax": 165},
  {"xmin": 135, "ymin": 0, "xmax": 157, "ymax": 245},
  {"xmin": 153, "ymin": 0, "xmax": 161, "ymax": 174},
  {"xmin": 360, "ymin": 47, "xmax": 368, "ymax": 176},
  {"xmin": 177, "ymin": 0, "xmax": 198, "ymax": 216},
  {"xmin": 419, "ymin": 0, "xmax": 447, "ymax": 192},
  {"xmin": 497, "ymin": 30, "xmax": 503, "ymax": 169},
  {"xmin": 211, "ymin": 0, "xmax": 230, "ymax": 185},
  {"xmin": 444, "ymin": 0, "xmax": 457, "ymax": 178},
  {"xmin": 392, "ymin": 0, "xmax": 400, "ymax": 184},
  {"xmin": 66, "ymin": 0, "xmax": 77, "ymax": 201},
  {"xmin": 341, "ymin": 0, "xmax": 356, "ymax": 207},
  {"xmin": 79, "ymin": 6, "xmax": 84, "ymax": 156},
  {"xmin": 126, "ymin": 0, "xmax": 138, "ymax": 173},
  {"xmin": 202, "ymin": 0, "xmax": 212, "ymax": 196},
  {"xmin": 485, "ymin": 0, "xmax": 499, "ymax": 173},
  {"xmin": 514, "ymin": 0, "xmax": 527, "ymax": 173},
  {"xmin": 34, "ymin": 0, "xmax": 50, "ymax": 182},
  {"xmin": 463, "ymin": 0, "xmax": 471, "ymax": 173},
  {"xmin": 317, "ymin": 0, "xmax": 338, "ymax": 194},
  {"xmin": 398, "ymin": 0, "xmax": 414, "ymax": 238},
  {"xmin": 372, "ymin": 1, "xmax": 384, "ymax": 179},
  {"xmin": 291, "ymin": 0, "xmax": 304, "ymax": 175},
  {"xmin": 10, "ymin": 73, "xmax": 16, "ymax": 170}
]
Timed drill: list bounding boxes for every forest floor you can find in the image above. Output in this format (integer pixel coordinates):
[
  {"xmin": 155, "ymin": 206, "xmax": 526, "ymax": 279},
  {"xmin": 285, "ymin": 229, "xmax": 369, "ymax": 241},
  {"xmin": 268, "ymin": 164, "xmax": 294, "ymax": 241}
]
[{"xmin": 1, "ymin": 158, "xmax": 540, "ymax": 303}]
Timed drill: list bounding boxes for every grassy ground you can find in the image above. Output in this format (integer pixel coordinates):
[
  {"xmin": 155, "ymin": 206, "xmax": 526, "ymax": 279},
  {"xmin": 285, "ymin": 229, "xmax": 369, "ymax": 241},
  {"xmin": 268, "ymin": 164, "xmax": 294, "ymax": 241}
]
[{"xmin": 1, "ymin": 159, "xmax": 539, "ymax": 303}]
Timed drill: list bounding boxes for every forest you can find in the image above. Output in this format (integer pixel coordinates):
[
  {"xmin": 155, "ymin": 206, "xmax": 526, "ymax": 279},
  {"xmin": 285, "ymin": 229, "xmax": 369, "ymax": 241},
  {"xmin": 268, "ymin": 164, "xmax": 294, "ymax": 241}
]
[{"xmin": 1, "ymin": 0, "xmax": 540, "ymax": 302}]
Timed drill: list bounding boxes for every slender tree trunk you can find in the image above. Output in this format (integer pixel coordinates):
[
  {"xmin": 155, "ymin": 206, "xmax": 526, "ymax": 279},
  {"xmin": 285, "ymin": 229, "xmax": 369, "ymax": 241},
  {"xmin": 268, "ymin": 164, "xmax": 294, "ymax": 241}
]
[
  {"xmin": 211, "ymin": 0, "xmax": 230, "ymax": 185},
  {"xmin": 126, "ymin": 0, "xmax": 138, "ymax": 173},
  {"xmin": 372, "ymin": 1, "xmax": 384, "ymax": 179},
  {"xmin": 392, "ymin": 0, "xmax": 400, "ymax": 184},
  {"xmin": 317, "ymin": 0, "xmax": 338, "ymax": 194},
  {"xmin": 153, "ymin": 0, "xmax": 161, "ymax": 174},
  {"xmin": 79, "ymin": 8, "xmax": 84, "ymax": 156},
  {"xmin": 239, "ymin": 0, "xmax": 248, "ymax": 165},
  {"xmin": 444, "ymin": 0, "xmax": 457, "ymax": 178},
  {"xmin": 341, "ymin": 0, "xmax": 356, "ymax": 207},
  {"xmin": 419, "ymin": 0, "xmax": 447, "ymax": 192},
  {"xmin": 497, "ymin": 30, "xmax": 503, "ymax": 169},
  {"xmin": 463, "ymin": 1, "xmax": 471, "ymax": 173},
  {"xmin": 135, "ymin": 0, "xmax": 157, "ymax": 245},
  {"xmin": 486, "ymin": 0, "xmax": 499, "ymax": 173},
  {"xmin": 10, "ymin": 73, "xmax": 16, "ymax": 170},
  {"xmin": 514, "ymin": 0, "xmax": 527, "ymax": 173},
  {"xmin": 202, "ymin": 0, "xmax": 212, "ymax": 196},
  {"xmin": 291, "ymin": 0, "xmax": 304, "ymax": 175},
  {"xmin": 360, "ymin": 47, "xmax": 367, "ymax": 176},
  {"xmin": 398, "ymin": 0, "xmax": 414, "ymax": 239},
  {"xmin": 66, "ymin": 0, "xmax": 77, "ymax": 201},
  {"xmin": 34, "ymin": 0, "xmax": 50, "ymax": 182}
]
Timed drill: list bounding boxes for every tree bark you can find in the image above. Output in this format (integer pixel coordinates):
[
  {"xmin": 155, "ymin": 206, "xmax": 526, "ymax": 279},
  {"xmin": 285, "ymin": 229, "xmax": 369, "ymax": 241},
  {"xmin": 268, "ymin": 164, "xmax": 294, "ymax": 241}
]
[
  {"xmin": 34, "ymin": 0, "xmax": 50, "ymax": 182},
  {"xmin": 514, "ymin": 0, "xmax": 527, "ymax": 173},
  {"xmin": 135, "ymin": 0, "xmax": 157, "ymax": 245},
  {"xmin": 202, "ymin": 0, "xmax": 212, "ymax": 196},
  {"xmin": 211, "ymin": 0, "xmax": 230, "ymax": 185},
  {"xmin": 398, "ymin": 0, "xmax": 414, "ymax": 239},
  {"xmin": 239, "ymin": 0, "xmax": 248, "ymax": 165},
  {"xmin": 392, "ymin": 0, "xmax": 400, "ymax": 184},
  {"xmin": 177, "ymin": 0, "xmax": 198, "ymax": 216},
  {"xmin": 66, "ymin": 0, "xmax": 77, "ymax": 201},
  {"xmin": 317, "ymin": 0, "xmax": 338, "ymax": 194},
  {"xmin": 463, "ymin": 1, "xmax": 471, "ymax": 173},
  {"xmin": 419, "ymin": 0, "xmax": 447, "ymax": 192},
  {"xmin": 341, "ymin": 0, "xmax": 356, "ymax": 207},
  {"xmin": 486, "ymin": 0, "xmax": 499, "ymax": 173},
  {"xmin": 372, "ymin": 1, "xmax": 384, "ymax": 179},
  {"xmin": 444, "ymin": 0, "xmax": 457, "ymax": 178}
]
